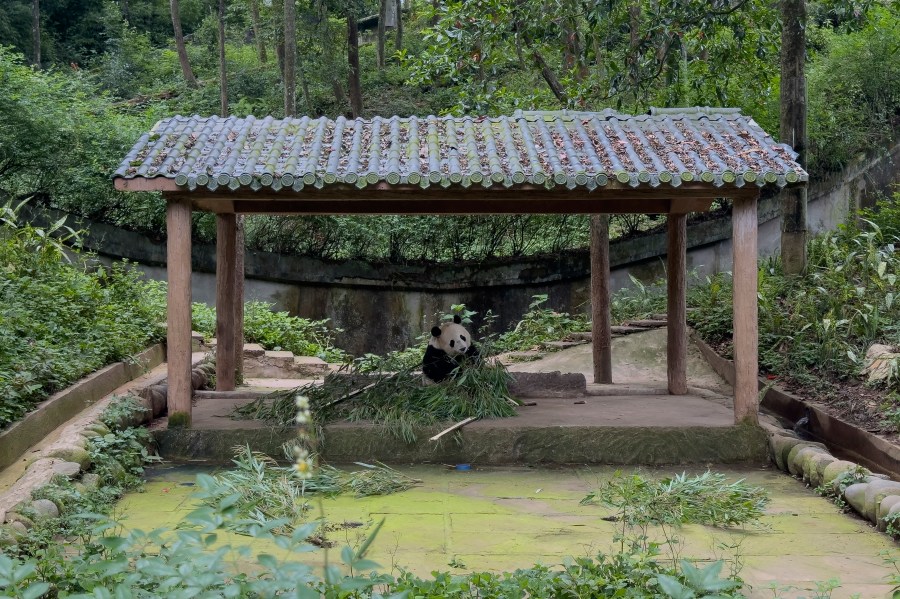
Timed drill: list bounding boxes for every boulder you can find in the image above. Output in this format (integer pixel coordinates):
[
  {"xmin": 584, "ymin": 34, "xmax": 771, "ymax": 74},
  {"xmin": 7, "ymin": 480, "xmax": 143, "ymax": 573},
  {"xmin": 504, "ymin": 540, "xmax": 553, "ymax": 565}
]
[
  {"xmin": 822, "ymin": 460, "xmax": 861, "ymax": 490},
  {"xmin": 52, "ymin": 460, "xmax": 82, "ymax": 479},
  {"xmin": 81, "ymin": 473, "xmax": 100, "ymax": 490},
  {"xmin": 30, "ymin": 499, "xmax": 60, "ymax": 520},
  {"xmin": 877, "ymin": 495, "xmax": 900, "ymax": 532},
  {"xmin": 46, "ymin": 446, "xmax": 91, "ymax": 470},
  {"xmin": 8, "ymin": 521, "xmax": 27, "ymax": 535},
  {"xmin": 5, "ymin": 513, "xmax": 34, "ymax": 530},
  {"xmin": 863, "ymin": 479, "xmax": 900, "ymax": 523},
  {"xmin": 843, "ymin": 482, "xmax": 869, "ymax": 515}
]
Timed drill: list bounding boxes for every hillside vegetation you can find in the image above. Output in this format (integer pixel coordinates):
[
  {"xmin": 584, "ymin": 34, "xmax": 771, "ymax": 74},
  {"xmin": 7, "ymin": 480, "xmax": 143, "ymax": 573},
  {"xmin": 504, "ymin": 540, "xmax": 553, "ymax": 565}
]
[{"xmin": 0, "ymin": 0, "xmax": 897, "ymax": 264}]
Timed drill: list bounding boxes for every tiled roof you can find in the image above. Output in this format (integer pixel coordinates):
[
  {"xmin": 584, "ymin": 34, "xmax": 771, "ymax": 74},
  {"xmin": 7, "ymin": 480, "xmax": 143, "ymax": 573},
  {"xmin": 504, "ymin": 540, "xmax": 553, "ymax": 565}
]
[{"xmin": 114, "ymin": 109, "xmax": 807, "ymax": 193}]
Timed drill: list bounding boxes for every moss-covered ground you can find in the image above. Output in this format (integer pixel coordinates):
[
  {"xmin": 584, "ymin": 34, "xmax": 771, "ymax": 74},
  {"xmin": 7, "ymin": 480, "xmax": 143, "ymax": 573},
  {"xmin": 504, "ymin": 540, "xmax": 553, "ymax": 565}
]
[{"xmin": 116, "ymin": 464, "xmax": 897, "ymax": 598}]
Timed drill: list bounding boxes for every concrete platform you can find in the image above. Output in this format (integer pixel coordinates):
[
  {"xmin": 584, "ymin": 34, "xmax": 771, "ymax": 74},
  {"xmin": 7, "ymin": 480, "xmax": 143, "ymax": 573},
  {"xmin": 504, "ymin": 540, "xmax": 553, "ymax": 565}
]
[
  {"xmin": 153, "ymin": 391, "xmax": 767, "ymax": 465},
  {"xmin": 154, "ymin": 329, "xmax": 767, "ymax": 465}
]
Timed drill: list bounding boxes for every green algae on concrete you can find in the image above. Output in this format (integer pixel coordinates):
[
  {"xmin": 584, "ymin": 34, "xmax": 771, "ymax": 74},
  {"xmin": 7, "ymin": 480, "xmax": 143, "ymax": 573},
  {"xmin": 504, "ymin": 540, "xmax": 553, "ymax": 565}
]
[{"xmin": 115, "ymin": 464, "xmax": 899, "ymax": 597}]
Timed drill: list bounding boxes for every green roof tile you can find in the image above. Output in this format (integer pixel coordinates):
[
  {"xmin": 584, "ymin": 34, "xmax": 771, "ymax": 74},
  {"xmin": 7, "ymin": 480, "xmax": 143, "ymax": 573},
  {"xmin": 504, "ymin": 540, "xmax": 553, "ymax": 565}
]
[{"xmin": 114, "ymin": 109, "xmax": 808, "ymax": 192}]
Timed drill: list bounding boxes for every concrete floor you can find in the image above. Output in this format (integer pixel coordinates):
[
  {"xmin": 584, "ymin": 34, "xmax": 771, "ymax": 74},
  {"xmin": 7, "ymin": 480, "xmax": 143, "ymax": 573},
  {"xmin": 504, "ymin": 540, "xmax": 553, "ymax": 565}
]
[{"xmin": 117, "ymin": 464, "xmax": 899, "ymax": 598}]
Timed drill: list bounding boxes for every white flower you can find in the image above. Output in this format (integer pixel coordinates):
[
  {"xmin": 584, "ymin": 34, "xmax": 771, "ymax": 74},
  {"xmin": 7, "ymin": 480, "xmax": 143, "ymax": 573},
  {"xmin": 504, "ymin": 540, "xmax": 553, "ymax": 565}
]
[
  {"xmin": 295, "ymin": 395, "xmax": 310, "ymax": 409},
  {"xmin": 296, "ymin": 412, "xmax": 309, "ymax": 424}
]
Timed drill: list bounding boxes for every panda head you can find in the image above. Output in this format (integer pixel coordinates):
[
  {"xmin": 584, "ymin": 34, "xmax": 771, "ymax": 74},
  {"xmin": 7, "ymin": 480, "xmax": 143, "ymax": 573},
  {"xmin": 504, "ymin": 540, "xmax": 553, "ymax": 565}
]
[{"xmin": 429, "ymin": 314, "xmax": 471, "ymax": 356}]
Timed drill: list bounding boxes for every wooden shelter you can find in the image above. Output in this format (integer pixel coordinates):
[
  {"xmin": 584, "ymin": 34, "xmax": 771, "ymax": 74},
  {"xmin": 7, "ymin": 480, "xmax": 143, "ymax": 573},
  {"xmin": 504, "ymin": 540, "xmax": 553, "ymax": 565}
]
[{"xmin": 113, "ymin": 108, "xmax": 807, "ymax": 428}]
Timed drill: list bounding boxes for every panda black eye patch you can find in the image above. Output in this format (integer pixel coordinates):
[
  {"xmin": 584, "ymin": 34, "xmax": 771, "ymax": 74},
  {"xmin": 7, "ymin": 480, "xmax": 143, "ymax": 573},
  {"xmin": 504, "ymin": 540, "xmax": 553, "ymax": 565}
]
[
  {"xmin": 450, "ymin": 340, "xmax": 455, "ymax": 348},
  {"xmin": 461, "ymin": 335, "xmax": 467, "ymax": 341}
]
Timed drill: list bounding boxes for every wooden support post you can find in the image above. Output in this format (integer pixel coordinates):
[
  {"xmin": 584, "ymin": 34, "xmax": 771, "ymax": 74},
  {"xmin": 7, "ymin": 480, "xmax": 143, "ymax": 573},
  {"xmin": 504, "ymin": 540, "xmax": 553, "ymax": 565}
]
[
  {"xmin": 166, "ymin": 198, "xmax": 193, "ymax": 427},
  {"xmin": 234, "ymin": 215, "xmax": 245, "ymax": 381},
  {"xmin": 733, "ymin": 195, "xmax": 759, "ymax": 425},
  {"xmin": 215, "ymin": 213, "xmax": 237, "ymax": 391},
  {"xmin": 590, "ymin": 214, "xmax": 612, "ymax": 384},
  {"xmin": 667, "ymin": 213, "xmax": 687, "ymax": 395}
]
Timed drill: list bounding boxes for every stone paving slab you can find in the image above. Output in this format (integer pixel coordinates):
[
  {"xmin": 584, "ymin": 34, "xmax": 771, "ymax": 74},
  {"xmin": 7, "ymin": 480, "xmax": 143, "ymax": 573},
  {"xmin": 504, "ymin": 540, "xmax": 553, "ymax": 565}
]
[{"xmin": 116, "ymin": 464, "xmax": 898, "ymax": 598}]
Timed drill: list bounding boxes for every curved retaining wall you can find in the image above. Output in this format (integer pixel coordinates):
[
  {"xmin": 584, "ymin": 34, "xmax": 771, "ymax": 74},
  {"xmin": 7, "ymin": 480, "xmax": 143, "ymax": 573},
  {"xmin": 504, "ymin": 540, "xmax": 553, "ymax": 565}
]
[{"xmin": 28, "ymin": 139, "xmax": 900, "ymax": 355}]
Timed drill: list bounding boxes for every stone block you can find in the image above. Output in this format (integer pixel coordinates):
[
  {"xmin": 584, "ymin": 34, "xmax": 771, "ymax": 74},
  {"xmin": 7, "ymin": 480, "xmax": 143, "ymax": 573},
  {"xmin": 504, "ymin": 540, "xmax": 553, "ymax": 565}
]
[
  {"xmin": 843, "ymin": 482, "xmax": 868, "ymax": 515},
  {"xmin": 243, "ymin": 343, "xmax": 266, "ymax": 357},
  {"xmin": 8, "ymin": 521, "xmax": 27, "ymax": 535},
  {"xmin": 6, "ymin": 513, "xmax": 34, "ymax": 530},
  {"xmin": 81, "ymin": 473, "xmax": 100, "ymax": 490},
  {"xmin": 822, "ymin": 460, "xmax": 861, "ymax": 490},
  {"xmin": 263, "ymin": 351, "xmax": 295, "ymax": 368}
]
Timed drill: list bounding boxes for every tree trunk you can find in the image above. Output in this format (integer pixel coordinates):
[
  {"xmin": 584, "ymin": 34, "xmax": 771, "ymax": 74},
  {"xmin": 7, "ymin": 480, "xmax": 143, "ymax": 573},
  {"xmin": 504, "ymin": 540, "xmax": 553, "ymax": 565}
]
[
  {"xmin": 394, "ymin": 0, "xmax": 403, "ymax": 51},
  {"xmin": 347, "ymin": 14, "xmax": 362, "ymax": 117},
  {"xmin": 218, "ymin": 0, "xmax": 228, "ymax": 116},
  {"xmin": 531, "ymin": 47, "xmax": 567, "ymax": 104},
  {"xmin": 31, "ymin": 0, "xmax": 40, "ymax": 68},
  {"xmin": 627, "ymin": 1, "xmax": 641, "ymax": 90},
  {"xmin": 170, "ymin": 0, "xmax": 198, "ymax": 87},
  {"xmin": 780, "ymin": 0, "xmax": 808, "ymax": 275},
  {"xmin": 284, "ymin": 0, "xmax": 297, "ymax": 116},
  {"xmin": 377, "ymin": 0, "xmax": 387, "ymax": 69},
  {"xmin": 249, "ymin": 0, "xmax": 266, "ymax": 63},
  {"xmin": 298, "ymin": 54, "xmax": 311, "ymax": 113}
]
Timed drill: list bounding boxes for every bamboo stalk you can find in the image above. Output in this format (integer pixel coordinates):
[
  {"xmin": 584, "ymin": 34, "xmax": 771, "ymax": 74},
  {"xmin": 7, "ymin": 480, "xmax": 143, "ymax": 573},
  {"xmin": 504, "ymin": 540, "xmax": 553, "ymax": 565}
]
[{"xmin": 429, "ymin": 416, "xmax": 477, "ymax": 442}]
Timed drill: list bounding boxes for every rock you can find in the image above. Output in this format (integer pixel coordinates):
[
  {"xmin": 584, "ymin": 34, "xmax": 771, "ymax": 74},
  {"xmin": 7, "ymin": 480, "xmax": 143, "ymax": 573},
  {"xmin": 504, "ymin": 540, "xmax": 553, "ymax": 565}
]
[
  {"xmin": 862, "ymin": 343, "xmax": 900, "ymax": 383},
  {"xmin": 0, "ymin": 524, "xmax": 20, "ymax": 547},
  {"xmin": 30, "ymin": 499, "xmax": 60, "ymax": 520},
  {"xmin": 771, "ymin": 434, "xmax": 803, "ymax": 471},
  {"xmin": 47, "ymin": 446, "xmax": 91, "ymax": 470},
  {"xmin": 105, "ymin": 459, "xmax": 128, "ymax": 482},
  {"xmin": 81, "ymin": 473, "xmax": 100, "ymax": 490},
  {"xmin": 191, "ymin": 370, "xmax": 204, "ymax": 390},
  {"xmin": 804, "ymin": 453, "xmax": 837, "ymax": 487},
  {"xmin": 788, "ymin": 445, "xmax": 827, "ymax": 477},
  {"xmin": 0, "ymin": 509, "xmax": 5, "ymax": 524},
  {"xmin": 877, "ymin": 495, "xmax": 900, "ymax": 532},
  {"xmin": 52, "ymin": 460, "xmax": 82, "ymax": 478},
  {"xmin": 863, "ymin": 479, "xmax": 900, "ymax": 523},
  {"xmin": 8, "ymin": 521, "xmax": 27, "ymax": 535},
  {"xmin": 83, "ymin": 423, "xmax": 111, "ymax": 437},
  {"xmin": 822, "ymin": 460, "xmax": 861, "ymax": 489},
  {"xmin": 5, "ymin": 513, "xmax": 34, "ymax": 530},
  {"xmin": 843, "ymin": 482, "xmax": 869, "ymax": 515}
]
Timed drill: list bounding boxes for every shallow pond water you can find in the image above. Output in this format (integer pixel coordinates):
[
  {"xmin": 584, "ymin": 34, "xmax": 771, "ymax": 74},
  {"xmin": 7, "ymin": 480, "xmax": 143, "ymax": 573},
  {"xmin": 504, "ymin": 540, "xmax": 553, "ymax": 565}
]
[{"xmin": 116, "ymin": 463, "xmax": 896, "ymax": 598}]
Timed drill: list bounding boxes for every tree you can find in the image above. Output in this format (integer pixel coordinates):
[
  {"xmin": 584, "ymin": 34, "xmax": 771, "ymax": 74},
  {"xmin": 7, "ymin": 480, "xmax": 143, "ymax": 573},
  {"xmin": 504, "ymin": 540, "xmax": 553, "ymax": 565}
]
[
  {"xmin": 284, "ymin": 0, "xmax": 296, "ymax": 116},
  {"xmin": 218, "ymin": 0, "xmax": 228, "ymax": 116},
  {"xmin": 780, "ymin": 0, "xmax": 807, "ymax": 274},
  {"xmin": 30, "ymin": 0, "xmax": 39, "ymax": 67},
  {"xmin": 377, "ymin": 0, "xmax": 386, "ymax": 69},
  {"xmin": 249, "ymin": 0, "xmax": 266, "ymax": 63},
  {"xmin": 170, "ymin": 0, "xmax": 198, "ymax": 87},
  {"xmin": 347, "ymin": 12, "xmax": 362, "ymax": 116},
  {"xmin": 394, "ymin": 0, "xmax": 402, "ymax": 51}
]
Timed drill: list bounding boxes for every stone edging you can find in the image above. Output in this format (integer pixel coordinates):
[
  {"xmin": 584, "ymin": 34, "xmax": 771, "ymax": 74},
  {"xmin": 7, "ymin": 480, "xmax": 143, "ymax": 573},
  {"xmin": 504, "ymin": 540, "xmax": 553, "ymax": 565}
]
[
  {"xmin": 690, "ymin": 330, "xmax": 900, "ymax": 478},
  {"xmin": 0, "ymin": 354, "xmax": 213, "ymax": 537},
  {"xmin": 689, "ymin": 330, "xmax": 900, "ymax": 534},
  {"xmin": 0, "ymin": 345, "xmax": 166, "ymax": 471}
]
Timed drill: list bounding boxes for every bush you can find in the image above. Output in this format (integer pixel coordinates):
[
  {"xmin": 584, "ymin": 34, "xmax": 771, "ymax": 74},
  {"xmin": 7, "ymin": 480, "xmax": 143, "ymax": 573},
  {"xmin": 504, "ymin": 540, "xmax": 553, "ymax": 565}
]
[
  {"xmin": 192, "ymin": 300, "xmax": 349, "ymax": 362},
  {"xmin": 0, "ymin": 203, "xmax": 166, "ymax": 429}
]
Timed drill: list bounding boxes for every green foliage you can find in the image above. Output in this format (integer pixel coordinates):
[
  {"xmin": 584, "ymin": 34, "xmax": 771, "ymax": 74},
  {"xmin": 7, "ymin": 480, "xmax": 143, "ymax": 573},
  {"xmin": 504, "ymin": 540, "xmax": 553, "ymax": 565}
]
[
  {"xmin": 688, "ymin": 198, "xmax": 900, "ymax": 407},
  {"xmin": 196, "ymin": 446, "xmax": 420, "ymax": 535},
  {"xmin": 0, "ymin": 203, "xmax": 166, "ymax": 429},
  {"xmin": 807, "ymin": 5, "xmax": 900, "ymax": 172},
  {"xmin": 611, "ymin": 275, "xmax": 669, "ymax": 325},
  {"xmin": 192, "ymin": 300, "xmax": 349, "ymax": 362},
  {"xmin": 495, "ymin": 294, "xmax": 590, "ymax": 352}
]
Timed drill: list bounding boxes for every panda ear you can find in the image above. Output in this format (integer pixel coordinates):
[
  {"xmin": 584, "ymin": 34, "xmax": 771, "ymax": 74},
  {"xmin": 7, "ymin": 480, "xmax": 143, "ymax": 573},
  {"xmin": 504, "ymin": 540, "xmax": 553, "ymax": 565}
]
[
  {"xmin": 431, "ymin": 326, "xmax": 442, "ymax": 338},
  {"xmin": 453, "ymin": 314, "xmax": 462, "ymax": 324}
]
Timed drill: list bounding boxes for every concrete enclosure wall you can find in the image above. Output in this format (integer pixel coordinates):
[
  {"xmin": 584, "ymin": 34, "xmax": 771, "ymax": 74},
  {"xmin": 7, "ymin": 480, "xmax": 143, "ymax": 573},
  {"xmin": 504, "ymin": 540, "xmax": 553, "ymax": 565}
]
[{"xmin": 34, "ymin": 140, "xmax": 900, "ymax": 356}]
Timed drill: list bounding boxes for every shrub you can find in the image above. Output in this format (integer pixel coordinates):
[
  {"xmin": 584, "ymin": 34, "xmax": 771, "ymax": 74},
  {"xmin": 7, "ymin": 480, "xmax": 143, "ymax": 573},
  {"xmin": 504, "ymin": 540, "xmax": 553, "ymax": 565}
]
[
  {"xmin": 0, "ymin": 203, "xmax": 166, "ymax": 429},
  {"xmin": 191, "ymin": 300, "xmax": 349, "ymax": 362}
]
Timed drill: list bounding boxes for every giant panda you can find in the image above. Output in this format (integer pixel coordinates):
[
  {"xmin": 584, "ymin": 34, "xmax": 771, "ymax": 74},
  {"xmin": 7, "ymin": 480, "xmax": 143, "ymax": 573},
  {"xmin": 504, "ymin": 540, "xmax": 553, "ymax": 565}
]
[{"xmin": 422, "ymin": 314, "xmax": 480, "ymax": 383}]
